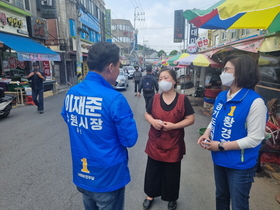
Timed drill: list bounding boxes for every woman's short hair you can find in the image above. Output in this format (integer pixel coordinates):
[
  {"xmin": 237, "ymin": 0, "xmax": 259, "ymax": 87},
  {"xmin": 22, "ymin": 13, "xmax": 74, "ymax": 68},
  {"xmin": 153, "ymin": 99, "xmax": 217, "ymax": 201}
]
[
  {"xmin": 87, "ymin": 42, "xmax": 120, "ymax": 72},
  {"xmin": 159, "ymin": 68, "xmax": 177, "ymax": 88},
  {"xmin": 223, "ymin": 54, "xmax": 259, "ymax": 89}
]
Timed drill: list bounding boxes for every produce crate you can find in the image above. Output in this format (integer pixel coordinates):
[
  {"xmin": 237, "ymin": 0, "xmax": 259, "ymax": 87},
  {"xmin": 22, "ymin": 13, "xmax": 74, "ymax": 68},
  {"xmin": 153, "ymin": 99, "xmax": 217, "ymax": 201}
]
[{"xmin": 7, "ymin": 83, "xmax": 29, "ymax": 91}]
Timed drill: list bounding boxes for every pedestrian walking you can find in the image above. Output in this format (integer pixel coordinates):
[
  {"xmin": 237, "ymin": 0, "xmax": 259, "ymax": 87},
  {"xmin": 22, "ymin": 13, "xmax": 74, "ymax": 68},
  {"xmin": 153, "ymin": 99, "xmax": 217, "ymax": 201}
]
[
  {"xmin": 197, "ymin": 54, "xmax": 267, "ymax": 210},
  {"xmin": 138, "ymin": 65, "xmax": 159, "ymax": 109},
  {"xmin": 132, "ymin": 66, "xmax": 142, "ymax": 96},
  {"xmin": 61, "ymin": 42, "xmax": 138, "ymax": 210},
  {"xmin": 27, "ymin": 61, "xmax": 45, "ymax": 114},
  {"xmin": 142, "ymin": 68, "xmax": 195, "ymax": 210}
]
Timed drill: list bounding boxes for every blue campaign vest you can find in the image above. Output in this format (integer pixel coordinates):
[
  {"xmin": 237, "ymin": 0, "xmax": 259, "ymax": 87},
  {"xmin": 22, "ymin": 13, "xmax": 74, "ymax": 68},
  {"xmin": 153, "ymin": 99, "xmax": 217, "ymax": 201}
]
[
  {"xmin": 61, "ymin": 72, "xmax": 138, "ymax": 192},
  {"xmin": 210, "ymin": 88, "xmax": 262, "ymax": 169}
]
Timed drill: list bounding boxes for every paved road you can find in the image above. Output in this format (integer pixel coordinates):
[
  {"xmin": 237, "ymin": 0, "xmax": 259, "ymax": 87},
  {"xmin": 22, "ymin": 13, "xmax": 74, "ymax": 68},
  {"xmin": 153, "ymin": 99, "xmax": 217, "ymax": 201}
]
[{"xmin": 0, "ymin": 80, "xmax": 279, "ymax": 210}]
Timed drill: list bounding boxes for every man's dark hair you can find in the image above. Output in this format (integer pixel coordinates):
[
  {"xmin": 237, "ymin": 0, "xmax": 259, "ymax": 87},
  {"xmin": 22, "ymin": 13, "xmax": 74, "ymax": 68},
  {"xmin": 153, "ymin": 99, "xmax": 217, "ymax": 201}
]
[
  {"xmin": 87, "ymin": 42, "xmax": 120, "ymax": 72},
  {"xmin": 223, "ymin": 54, "xmax": 259, "ymax": 89},
  {"xmin": 33, "ymin": 62, "xmax": 39, "ymax": 66},
  {"xmin": 159, "ymin": 68, "xmax": 177, "ymax": 88},
  {"xmin": 146, "ymin": 65, "xmax": 152, "ymax": 72}
]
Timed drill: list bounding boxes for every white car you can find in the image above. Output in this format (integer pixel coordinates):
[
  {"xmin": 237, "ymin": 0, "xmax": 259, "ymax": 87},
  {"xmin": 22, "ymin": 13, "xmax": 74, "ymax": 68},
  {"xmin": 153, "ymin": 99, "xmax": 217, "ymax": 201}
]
[
  {"xmin": 114, "ymin": 69, "xmax": 129, "ymax": 90},
  {"xmin": 123, "ymin": 66, "xmax": 135, "ymax": 79}
]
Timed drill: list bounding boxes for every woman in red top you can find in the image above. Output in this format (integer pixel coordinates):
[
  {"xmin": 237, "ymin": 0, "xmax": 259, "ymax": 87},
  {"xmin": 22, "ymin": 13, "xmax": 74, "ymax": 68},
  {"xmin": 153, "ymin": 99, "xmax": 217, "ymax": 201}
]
[{"xmin": 143, "ymin": 68, "xmax": 195, "ymax": 210}]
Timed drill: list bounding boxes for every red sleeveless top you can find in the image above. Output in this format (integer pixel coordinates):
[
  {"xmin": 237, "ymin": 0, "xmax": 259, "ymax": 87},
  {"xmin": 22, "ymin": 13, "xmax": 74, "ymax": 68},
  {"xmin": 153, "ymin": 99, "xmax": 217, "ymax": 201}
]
[{"xmin": 145, "ymin": 93, "xmax": 186, "ymax": 162}]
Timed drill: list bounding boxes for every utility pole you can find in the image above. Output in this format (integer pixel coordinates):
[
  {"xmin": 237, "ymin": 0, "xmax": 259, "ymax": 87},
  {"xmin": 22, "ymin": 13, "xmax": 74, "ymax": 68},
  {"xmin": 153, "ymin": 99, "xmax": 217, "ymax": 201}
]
[
  {"xmin": 76, "ymin": 0, "xmax": 83, "ymax": 84},
  {"xmin": 131, "ymin": 7, "xmax": 145, "ymax": 65}
]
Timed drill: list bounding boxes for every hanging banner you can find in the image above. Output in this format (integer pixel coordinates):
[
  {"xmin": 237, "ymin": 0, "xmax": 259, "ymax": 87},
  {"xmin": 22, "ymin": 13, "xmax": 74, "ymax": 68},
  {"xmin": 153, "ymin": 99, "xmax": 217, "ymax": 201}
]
[
  {"xmin": 232, "ymin": 37, "xmax": 264, "ymax": 53},
  {"xmin": 17, "ymin": 53, "xmax": 61, "ymax": 61},
  {"xmin": 42, "ymin": 61, "xmax": 51, "ymax": 76},
  {"xmin": 174, "ymin": 10, "xmax": 185, "ymax": 43}
]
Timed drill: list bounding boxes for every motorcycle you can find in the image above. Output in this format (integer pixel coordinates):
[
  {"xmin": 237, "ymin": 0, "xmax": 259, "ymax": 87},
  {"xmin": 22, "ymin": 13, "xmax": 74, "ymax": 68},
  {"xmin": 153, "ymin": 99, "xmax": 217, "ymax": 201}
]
[{"xmin": 0, "ymin": 87, "xmax": 15, "ymax": 119}]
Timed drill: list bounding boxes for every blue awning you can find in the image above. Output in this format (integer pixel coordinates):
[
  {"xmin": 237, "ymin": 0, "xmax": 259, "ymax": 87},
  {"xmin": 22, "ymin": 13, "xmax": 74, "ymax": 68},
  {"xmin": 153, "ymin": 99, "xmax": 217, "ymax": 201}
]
[{"xmin": 0, "ymin": 32, "xmax": 61, "ymax": 61}]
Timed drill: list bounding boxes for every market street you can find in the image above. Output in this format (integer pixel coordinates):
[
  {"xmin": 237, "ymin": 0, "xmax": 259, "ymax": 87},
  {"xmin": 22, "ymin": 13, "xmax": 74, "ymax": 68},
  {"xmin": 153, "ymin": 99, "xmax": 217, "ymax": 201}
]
[{"xmin": 0, "ymin": 81, "xmax": 279, "ymax": 210}]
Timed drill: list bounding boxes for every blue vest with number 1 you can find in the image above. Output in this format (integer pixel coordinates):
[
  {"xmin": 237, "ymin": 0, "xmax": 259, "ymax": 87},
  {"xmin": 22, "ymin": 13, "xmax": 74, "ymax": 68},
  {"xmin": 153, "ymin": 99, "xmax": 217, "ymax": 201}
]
[{"xmin": 211, "ymin": 88, "xmax": 262, "ymax": 169}]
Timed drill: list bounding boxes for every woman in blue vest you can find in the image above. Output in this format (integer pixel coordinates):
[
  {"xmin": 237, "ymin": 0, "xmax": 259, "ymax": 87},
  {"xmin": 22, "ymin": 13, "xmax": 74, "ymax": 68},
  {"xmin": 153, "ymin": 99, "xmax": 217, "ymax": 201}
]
[{"xmin": 198, "ymin": 54, "xmax": 267, "ymax": 210}]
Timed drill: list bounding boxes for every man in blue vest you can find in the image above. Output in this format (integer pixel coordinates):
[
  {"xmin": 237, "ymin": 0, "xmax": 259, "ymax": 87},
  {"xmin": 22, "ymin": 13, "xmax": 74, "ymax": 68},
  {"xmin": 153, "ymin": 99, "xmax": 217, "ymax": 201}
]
[{"xmin": 61, "ymin": 42, "xmax": 138, "ymax": 210}]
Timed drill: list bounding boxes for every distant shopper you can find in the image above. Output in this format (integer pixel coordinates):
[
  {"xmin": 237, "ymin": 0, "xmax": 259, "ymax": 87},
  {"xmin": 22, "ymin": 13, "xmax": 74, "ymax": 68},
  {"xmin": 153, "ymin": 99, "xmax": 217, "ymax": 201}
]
[
  {"xmin": 132, "ymin": 66, "xmax": 142, "ymax": 96},
  {"xmin": 27, "ymin": 62, "xmax": 45, "ymax": 114},
  {"xmin": 138, "ymin": 65, "xmax": 159, "ymax": 109},
  {"xmin": 197, "ymin": 54, "xmax": 267, "ymax": 210},
  {"xmin": 61, "ymin": 42, "xmax": 138, "ymax": 210}
]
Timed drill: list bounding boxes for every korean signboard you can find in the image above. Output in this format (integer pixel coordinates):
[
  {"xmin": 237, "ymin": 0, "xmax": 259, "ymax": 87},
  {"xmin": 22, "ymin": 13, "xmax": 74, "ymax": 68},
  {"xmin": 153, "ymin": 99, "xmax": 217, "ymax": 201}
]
[
  {"xmin": 174, "ymin": 10, "xmax": 185, "ymax": 43},
  {"xmin": 105, "ymin": 9, "xmax": 112, "ymax": 43},
  {"xmin": 189, "ymin": 23, "xmax": 198, "ymax": 45},
  {"xmin": 0, "ymin": 10, "xmax": 28, "ymax": 36},
  {"xmin": 27, "ymin": 16, "xmax": 48, "ymax": 40}
]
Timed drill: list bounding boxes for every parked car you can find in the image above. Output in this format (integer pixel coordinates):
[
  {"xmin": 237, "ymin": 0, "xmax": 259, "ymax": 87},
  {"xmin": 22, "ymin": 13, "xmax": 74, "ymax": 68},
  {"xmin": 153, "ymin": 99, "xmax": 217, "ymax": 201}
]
[
  {"xmin": 123, "ymin": 66, "xmax": 135, "ymax": 79},
  {"xmin": 114, "ymin": 69, "xmax": 129, "ymax": 90}
]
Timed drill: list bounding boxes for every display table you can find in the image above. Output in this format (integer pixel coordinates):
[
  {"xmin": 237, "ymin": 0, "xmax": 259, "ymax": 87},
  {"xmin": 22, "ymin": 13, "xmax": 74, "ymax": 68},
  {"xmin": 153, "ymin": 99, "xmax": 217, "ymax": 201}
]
[{"xmin": 5, "ymin": 87, "xmax": 26, "ymax": 106}]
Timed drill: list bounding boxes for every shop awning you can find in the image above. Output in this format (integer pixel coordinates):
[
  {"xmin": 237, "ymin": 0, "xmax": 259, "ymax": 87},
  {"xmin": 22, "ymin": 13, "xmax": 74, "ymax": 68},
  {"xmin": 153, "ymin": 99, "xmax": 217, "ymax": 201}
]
[
  {"xmin": 201, "ymin": 35, "xmax": 264, "ymax": 57},
  {"xmin": 259, "ymin": 35, "xmax": 280, "ymax": 52},
  {"xmin": 0, "ymin": 32, "xmax": 61, "ymax": 61}
]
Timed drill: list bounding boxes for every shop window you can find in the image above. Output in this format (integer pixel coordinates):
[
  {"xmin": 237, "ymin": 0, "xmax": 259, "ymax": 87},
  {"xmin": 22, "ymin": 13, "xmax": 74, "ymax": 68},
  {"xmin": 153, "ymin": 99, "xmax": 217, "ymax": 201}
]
[
  {"xmin": 214, "ymin": 34, "xmax": 219, "ymax": 46},
  {"xmin": 24, "ymin": 0, "xmax": 30, "ymax": 10},
  {"xmin": 241, "ymin": 29, "xmax": 250, "ymax": 36},
  {"xmin": 231, "ymin": 30, "xmax": 236, "ymax": 39},
  {"xmin": 221, "ymin": 32, "xmax": 226, "ymax": 41},
  {"xmin": 14, "ymin": 0, "xmax": 24, "ymax": 9}
]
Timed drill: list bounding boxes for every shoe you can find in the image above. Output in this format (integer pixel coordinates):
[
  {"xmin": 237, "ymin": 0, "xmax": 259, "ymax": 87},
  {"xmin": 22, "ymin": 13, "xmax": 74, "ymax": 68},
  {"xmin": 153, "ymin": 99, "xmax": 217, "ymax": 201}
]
[
  {"xmin": 168, "ymin": 201, "xmax": 177, "ymax": 210},
  {"xmin": 39, "ymin": 110, "xmax": 44, "ymax": 114},
  {"xmin": 135, "ymin": 94, "xmax": 137, "ymax": 96},
  {"xmin": 143, "ymin": 198, "xmax": 153, "ymax": 210}
]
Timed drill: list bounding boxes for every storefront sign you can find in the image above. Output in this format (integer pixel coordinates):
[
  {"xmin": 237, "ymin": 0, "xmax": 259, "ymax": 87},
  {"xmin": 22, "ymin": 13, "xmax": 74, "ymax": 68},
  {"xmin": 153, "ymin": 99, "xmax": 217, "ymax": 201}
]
[
  {"xmin": 232, "ymin": 38, "xmax": 264, "ymax": 53},
  {"xmin": 189, "ymin": 23, "xmax": 198, "ymax": 45},
  {"xmin": 105, "ymin": 9, "xmax": 112, "ymax": 42},
  {"xmin": 7, "ymin": 57, "xmax": 26, "ymax": 69},
  {"xmin": 187, "ymin": 43, "xmax": 197, "ymax": 53},
  {"xmin": 0, "ymin": 11, "xmax": 28, "ymax": 36},
  {"xmin": 80, "ymin": 9, "xmax": 100, "ymax": 33},
  {"xmin": 17, "ymin": 61, "xmax": 26, "ymax": 69},
  {"xmin": 174, "ymin": 10, "xmax": 185, "ymax": 43},
  {"xmin": 27, "ymin": 16, "xmax": 48, "ymax": 40},
  {"xmin": 17, "ymin": 53, "xmax": 61, "ymax": 61},
  {"xmin": 8, "ymin": 57, "xmax": 17, "ymax": 69},
  {"xmin": 196, "ymin": 37, "xmax": 209, "ymax": 48},
  {"xmin": 42, "ymin": 61, "xmax": 51, "ymax": 76},
  {"xmin": 72, "ymin": 38, "xmax": 91, "ymax": 54}
]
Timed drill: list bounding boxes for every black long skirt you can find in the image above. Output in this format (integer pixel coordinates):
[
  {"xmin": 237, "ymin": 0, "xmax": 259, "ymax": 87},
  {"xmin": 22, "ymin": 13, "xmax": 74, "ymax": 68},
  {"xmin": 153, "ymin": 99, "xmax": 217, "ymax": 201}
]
[{"xmin": 144, "ymin": 156, "xmax": 181, "ymax": 201}]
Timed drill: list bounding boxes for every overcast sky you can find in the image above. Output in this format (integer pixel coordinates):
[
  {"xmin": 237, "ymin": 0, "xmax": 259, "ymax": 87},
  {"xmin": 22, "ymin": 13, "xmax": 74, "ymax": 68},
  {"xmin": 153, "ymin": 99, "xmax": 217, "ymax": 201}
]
[{"xmin": 104, "ymin": 0, "xmax": 220, "ymax": 54}]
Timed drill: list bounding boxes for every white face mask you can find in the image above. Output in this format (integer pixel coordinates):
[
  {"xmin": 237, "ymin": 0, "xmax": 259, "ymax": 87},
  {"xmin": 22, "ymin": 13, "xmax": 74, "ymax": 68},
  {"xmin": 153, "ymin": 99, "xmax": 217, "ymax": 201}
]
[
  {"xmin": 159, "ymin": 80, "xmax": 173, "ymax": 92},
  {"xmin": 220, "ymin": 72, "xmax": 235, "ymax": 87}
]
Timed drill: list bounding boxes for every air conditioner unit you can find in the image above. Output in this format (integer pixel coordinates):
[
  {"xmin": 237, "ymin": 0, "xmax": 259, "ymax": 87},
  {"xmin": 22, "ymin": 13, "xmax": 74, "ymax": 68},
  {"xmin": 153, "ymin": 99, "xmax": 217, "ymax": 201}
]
[{"xmin": 42, "ymin": 0, "xmax": 52, "ymax": 6}]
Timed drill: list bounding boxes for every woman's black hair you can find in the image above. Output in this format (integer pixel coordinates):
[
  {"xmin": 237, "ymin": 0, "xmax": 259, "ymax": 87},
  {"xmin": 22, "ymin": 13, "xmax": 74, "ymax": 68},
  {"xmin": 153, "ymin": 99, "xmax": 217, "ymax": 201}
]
[
  {"xmin": 223, "ymin": 54, "xmax": 259, "ymax": 89},
  {"xmin": 159, "ymin": 68, "xmax": 177, "ymax": 88}
]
